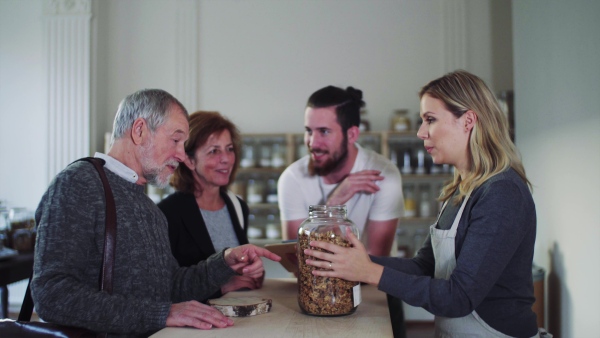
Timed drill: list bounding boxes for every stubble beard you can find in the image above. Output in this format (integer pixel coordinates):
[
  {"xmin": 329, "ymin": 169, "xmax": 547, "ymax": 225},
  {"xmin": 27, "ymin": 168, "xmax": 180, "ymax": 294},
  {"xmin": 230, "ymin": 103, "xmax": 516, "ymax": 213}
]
[{"xmin": 308, "ymin": 136, "xmax": 349, "ymax": 177}]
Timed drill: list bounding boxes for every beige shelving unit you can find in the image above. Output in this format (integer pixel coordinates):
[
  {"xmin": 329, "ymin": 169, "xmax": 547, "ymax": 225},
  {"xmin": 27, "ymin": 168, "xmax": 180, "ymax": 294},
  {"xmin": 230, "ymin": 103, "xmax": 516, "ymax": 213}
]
[{"xmin": 233, "ymin": 134, "xmax": 291, "ymax": 246}]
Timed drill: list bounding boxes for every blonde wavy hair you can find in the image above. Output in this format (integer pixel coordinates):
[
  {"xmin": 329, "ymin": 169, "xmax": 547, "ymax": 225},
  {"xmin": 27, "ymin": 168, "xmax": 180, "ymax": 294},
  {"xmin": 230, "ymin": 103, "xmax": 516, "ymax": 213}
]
[{"xmin": 419, "ymin": 70, "xmax": 531, "ymax": 204}]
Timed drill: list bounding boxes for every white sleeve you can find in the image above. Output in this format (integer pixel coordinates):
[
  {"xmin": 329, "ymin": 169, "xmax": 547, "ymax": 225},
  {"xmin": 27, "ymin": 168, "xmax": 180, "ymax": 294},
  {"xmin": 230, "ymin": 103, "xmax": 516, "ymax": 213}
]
[
  {"xmin": 368, "ymin": 162, "xmax": 404, "ymax": 221},
  {"xmin": 277, "ymin": 166, "xmax": 311, "ymax": 221}
]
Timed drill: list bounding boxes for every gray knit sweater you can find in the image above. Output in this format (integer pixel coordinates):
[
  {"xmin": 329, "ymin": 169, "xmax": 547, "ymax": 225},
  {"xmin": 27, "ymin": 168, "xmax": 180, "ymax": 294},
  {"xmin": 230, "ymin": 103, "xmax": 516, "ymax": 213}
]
[{"xmin": 31, "ymin": 161, "xmax": 237, "ymax": 337}]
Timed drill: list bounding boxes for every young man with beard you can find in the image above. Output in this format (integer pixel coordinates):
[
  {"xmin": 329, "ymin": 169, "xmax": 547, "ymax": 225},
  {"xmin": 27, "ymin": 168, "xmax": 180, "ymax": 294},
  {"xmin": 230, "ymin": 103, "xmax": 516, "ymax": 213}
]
[
  {"xmin": 278, "ymin": 86, "xmax": 404, "ymax": 257},
  {"xmin": 280, "ymin": 86, "xmax": 407, "ymax": 338},
  {"xmin": 31, "ymin": 89, "xmax": 280, "ymax": 337}
]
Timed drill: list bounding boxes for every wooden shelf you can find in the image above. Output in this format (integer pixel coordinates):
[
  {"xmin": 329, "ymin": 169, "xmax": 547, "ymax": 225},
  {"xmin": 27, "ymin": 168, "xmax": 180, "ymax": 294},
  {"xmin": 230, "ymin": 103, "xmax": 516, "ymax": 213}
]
[
  {"xmin": 401, "ymin": 174, "xmax": 452, "ymax": 183},
  {"xmin": 238, "ymin": 167, "xmax": 285, "ymax": 175},
  {"xmin": 246, "ymin": 203, "xmax": 279, "ymax": 210}
]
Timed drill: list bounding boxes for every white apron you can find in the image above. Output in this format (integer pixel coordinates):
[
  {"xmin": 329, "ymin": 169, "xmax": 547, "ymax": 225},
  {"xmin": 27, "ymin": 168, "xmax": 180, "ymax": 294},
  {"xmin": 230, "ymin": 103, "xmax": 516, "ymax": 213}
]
[{"xmin": 430, "ymin": 195, "xmax": 538, "ymax": 338}]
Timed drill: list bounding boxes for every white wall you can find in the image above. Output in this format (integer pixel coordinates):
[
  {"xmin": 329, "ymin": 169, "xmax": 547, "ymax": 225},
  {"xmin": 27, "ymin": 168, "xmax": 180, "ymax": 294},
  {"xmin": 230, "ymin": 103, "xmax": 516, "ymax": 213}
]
[
  {"xmin": 92, "ymin": 0, "xmax": 505, "ymax": 136},
  {"xmin": 93, "ymin": 0, "xmax": 181, "ymax": 155},
  {"xmin": 0, "ymin": 0, "xmax": 46, "ymax": 313},
  {"xmin": 513, "ymin": 0, "xmax": 600, "ymax": 336},
  {"xmin": 1, "ymin": 0, "xmax": 506, "ymax": 209},
  {"xmin": 0, "ymin": 0, "xmax": 47, "ymax": 210},
  {"xmin": 196, "ymin": 0, "xmax": 445, "ymax": 134}
]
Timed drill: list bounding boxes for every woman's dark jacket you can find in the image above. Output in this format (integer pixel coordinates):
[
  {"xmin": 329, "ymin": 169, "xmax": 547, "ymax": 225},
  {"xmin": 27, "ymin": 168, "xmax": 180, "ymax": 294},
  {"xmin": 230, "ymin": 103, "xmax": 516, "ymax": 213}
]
[{"xmin": 158, "ymin": 190, "xmax": 249, "ymax": 299}]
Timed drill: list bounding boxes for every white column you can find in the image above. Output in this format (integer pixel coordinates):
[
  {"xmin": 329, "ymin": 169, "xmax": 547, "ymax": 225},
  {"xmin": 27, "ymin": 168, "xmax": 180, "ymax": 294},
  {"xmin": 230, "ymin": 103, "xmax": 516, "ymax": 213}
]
[
  {"xmin": 442, "ymin": 0, "xmax": 467, "ymax": 73},
  {"xmin": 176, "ymin": 0, "xmax": 200, "ymax": 112},
  {"xmin": 44, "ymin": 0, "xmax": 92, "ymax": 182}
]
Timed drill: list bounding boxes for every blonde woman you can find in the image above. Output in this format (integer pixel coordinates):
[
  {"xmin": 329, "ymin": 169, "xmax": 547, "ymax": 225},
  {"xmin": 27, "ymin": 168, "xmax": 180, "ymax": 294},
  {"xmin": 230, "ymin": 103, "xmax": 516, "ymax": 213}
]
[{"xmin": 305, "ymin": 70, "xmax": 539, "ymax": 337}]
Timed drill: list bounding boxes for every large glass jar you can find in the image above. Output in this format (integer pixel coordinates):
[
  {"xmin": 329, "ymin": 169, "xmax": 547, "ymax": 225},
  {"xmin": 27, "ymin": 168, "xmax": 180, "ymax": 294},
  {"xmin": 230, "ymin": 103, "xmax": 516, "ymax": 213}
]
[{"xmin": 297, "ymin": 205, "xmax": 360, "ymax": 316}]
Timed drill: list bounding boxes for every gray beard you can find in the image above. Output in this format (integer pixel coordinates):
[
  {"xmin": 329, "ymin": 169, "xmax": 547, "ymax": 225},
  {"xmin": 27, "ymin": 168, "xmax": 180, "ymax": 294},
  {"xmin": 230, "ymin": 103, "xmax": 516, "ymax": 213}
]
[
  {"xmin": 144, "ymin": 168, "xmax": 171, "ymax": 188},
  {"xmin": 139, "ymin": 138, "xmax": 175, "ymax": 188}
]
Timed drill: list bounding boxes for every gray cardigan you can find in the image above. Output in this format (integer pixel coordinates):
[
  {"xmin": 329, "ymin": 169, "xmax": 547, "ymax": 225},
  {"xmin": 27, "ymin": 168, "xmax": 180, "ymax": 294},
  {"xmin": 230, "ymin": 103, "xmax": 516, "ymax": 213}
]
[
  {"xmin": 373, "ymin": 168, "xmax": 538, "ymax": 337},
  {"xmin": 31, "ymin": 161, "xmax": 237, "ymax": 337}
]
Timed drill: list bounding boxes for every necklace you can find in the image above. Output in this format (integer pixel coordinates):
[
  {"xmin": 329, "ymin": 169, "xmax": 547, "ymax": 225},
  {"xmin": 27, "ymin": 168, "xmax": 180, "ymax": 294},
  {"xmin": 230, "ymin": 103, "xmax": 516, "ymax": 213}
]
[
  {"xmin": 317, "ymin": 176, "xmax": 357, "ymax": 212},
  {"xmin": 317, "ymin": 176, "xmax": 328, "ymax": 205}
]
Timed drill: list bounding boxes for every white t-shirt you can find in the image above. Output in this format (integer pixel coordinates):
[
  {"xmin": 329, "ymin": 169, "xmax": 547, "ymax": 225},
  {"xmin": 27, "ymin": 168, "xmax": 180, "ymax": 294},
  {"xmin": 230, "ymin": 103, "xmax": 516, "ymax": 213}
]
[{"xmin": 278, "ymin": 144, "xmax": 404, "ymax": 245}]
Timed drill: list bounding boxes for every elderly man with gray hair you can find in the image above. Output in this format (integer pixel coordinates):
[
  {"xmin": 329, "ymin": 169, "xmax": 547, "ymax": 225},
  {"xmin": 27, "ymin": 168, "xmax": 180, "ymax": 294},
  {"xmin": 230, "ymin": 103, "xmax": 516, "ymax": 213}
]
[{"xmin": 31, "ymin": 89, "xmax": 280, "ymax": 337}]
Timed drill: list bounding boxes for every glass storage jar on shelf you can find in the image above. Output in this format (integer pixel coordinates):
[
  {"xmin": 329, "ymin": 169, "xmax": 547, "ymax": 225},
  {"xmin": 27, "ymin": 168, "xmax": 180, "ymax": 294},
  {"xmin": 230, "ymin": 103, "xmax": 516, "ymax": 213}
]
[
  {"xmin": 240, "ymin": 143, "xmax": 256, "ymax": 168},
  {"xmin": 246, "ymin": 214, "xmax": 263, "ymax": 239},
  {"xmin": 419, "ymin": 189, "xmax": 431, "ymax": 218},
  {"xmin": 403, "ymin": 185, "xmax": 417, "ymax": 218},
  {"xmin": 246, "ymin": 178, "xmax": 264, "ymax": 204},
  {"xmin": 266, "ymin": 178, "xmax": 278, "ymax": 204},
  {"xmin": 7, "ymin": 207, "xmax": 36, "ymax": 253},
  {"xmin": 297, "ymin": 205, "xmax": 360, "ymax": 316},
  {"xmin": 400, "ymin": 149, "xmax": 413, "ymax": 175},
  {"xmin": 296, "ymin": 142, "xmax": 308, "ymax": 160},
  {"xmin": 415, "ymin": 149, "xmax": 426, "ymax": 175},
  {"xmin": 390, "ymin": 109, "xmax": 411, "ymax": 132},
  {"xmin": 259, "ymin": 142, "xmax": 272, "ymax": 168},
  {"xmin": 359, "ymin": 109, "xmax": 371, "ymax": 132},
  {"xmin": 265, "ymin": 214, "xmax": 280, "ymax": 239},
  {"xmin": 271, "ymin": 143, "xmax": 286, "ymax": 168}
]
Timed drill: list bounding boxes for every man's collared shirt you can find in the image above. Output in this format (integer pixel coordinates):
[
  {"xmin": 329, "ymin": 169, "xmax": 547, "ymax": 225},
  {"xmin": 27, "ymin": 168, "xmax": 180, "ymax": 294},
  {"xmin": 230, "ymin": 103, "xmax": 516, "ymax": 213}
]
[{"xmin": 94, "ymin": 152, "xmax": 138, "ymax": 184}]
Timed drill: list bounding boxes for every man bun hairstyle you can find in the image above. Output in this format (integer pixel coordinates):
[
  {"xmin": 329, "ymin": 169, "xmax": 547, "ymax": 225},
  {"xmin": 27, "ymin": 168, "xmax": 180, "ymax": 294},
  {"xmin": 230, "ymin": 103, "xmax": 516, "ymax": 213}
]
[{"xmin": 307, "ymin": 85, "xmax": 365, "ymax": 132}]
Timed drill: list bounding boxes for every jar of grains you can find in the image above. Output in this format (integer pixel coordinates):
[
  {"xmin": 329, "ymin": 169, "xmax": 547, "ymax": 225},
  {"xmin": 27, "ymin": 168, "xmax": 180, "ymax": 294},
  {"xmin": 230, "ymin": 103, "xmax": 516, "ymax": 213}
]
[{"xmin": 297, "ymin": 205, "xmax": 361, "ymax": 316}]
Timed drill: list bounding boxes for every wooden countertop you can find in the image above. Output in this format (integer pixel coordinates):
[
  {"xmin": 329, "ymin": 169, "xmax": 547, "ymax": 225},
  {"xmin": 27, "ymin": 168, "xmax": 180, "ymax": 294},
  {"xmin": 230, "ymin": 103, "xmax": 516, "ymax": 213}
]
[{"xmin": 151, "ymin": 278, "xmax": 393, "ymax": 338}]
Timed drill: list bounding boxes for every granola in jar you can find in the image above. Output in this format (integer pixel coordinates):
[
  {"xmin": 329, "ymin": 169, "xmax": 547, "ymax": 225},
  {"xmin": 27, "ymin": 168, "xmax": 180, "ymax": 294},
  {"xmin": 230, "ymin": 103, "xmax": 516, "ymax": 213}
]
[{"xmin": 296, "ymin": 205, "xmax": 360, "ymax": 316}]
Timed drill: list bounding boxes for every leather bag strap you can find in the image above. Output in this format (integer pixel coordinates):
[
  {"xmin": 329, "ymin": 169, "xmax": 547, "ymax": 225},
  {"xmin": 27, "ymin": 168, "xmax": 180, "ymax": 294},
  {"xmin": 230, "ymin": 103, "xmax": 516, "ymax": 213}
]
[
  {"xmin": 84, "ymin": 157, "xmax": 117, "ymax": 294},
  {"xmin": 18, "ymin": 157, "xmax": 117, "ymax": 320},
  {"xmin": 17, "ymin": 278, "xmax": 34, "ymax": 321}
]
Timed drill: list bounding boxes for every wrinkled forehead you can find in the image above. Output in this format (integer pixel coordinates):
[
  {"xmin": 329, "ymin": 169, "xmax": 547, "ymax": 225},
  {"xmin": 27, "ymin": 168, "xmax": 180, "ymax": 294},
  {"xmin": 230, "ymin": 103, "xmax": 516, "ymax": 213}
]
[{"xmin": 159, "ymin": 107, "xmax": 189, "ymax": 137}]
